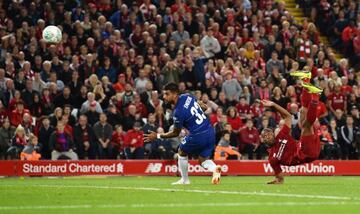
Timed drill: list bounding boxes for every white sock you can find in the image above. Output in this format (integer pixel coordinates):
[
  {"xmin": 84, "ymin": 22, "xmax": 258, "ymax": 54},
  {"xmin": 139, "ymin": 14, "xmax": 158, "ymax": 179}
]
[
  {"xmin": 201, "ymin": 160, "xmax": 217, "ymax": 172},
  {"xmin": 178, "ymin": 156, "xmax": 189, "ymax": 182}
]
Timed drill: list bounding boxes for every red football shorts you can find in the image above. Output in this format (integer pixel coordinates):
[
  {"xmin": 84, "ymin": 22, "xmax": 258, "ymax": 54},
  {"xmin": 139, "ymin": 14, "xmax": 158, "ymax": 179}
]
[{"xmin": 298, "ymin": 134, "xmax": 321, "ymax": 163}]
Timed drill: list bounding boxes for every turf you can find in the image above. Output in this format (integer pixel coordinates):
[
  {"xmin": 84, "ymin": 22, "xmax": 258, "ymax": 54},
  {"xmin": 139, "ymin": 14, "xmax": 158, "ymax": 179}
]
[{"xmin": 0, "ymin": 176, "xmax": 360, "ymax": 214}]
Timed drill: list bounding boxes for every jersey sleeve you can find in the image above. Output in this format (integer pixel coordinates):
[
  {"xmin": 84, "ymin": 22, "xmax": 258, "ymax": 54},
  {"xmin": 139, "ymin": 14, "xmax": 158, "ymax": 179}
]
[
  {"xmin": 173, "ymin": 110, "xmax": 184, "ymax": 129},
  {"xmin": 270, "ymin": 158, "xmax": 282, "ymax": 176}
]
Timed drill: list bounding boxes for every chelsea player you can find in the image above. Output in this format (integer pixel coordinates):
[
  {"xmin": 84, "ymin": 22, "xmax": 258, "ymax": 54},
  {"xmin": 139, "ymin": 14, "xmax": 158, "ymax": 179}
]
[{"xmin": 144, "ymin": 83, "xmax": 221, "ymax": 185}]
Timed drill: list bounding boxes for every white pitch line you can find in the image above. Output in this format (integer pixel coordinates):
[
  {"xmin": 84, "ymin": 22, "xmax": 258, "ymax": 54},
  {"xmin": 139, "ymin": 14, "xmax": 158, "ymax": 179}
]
[
  {"xmin": 3, "ymin": 184, "xmax": 359, "ymax": 201},
  {"xmin": 0, "ymin": 201, "xmax": 360, "ymax": 210}
]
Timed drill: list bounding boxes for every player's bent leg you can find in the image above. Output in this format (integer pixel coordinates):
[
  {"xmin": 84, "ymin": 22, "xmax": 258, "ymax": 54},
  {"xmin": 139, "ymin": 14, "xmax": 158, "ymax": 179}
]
[
  {"xmin": 172, "ymin": 148, "xmax": 190, "ymax": 185},
  {"xmin": 199, "ymin": 156, "xmax": 222, "ymax": 185},
  {"xmin": 299, "ymin": 134, "xmax": 321, "ymax": 162}
]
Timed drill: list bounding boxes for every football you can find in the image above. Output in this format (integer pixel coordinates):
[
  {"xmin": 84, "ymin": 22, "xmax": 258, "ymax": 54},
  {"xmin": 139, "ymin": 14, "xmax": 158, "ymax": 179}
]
[{"xmin": 42, "ymin": 25, "xmax": 62, "ymax": 43}]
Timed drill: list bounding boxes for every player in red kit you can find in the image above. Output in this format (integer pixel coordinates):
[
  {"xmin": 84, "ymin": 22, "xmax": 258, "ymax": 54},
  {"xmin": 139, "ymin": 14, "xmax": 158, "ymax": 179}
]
[{"xmin": 260, "ymin": 81, "xmax": 322, "ymax": 184}]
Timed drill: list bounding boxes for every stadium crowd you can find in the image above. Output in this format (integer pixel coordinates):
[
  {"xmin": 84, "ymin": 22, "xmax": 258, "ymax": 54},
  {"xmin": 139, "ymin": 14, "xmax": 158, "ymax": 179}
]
[
  {"xmin": 299, "ymin": 0, "xmax": 360, "ymax": 70},
  {"xmin": 0, "ymin": 0, "xmax": 359, "ymax": 161}
]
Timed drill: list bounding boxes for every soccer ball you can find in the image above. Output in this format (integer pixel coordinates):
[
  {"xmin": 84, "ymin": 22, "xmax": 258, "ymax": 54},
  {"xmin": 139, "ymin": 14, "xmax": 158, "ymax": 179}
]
[{"xmin": 42, "ymin": 25, "xmax": 62, "ymax": 43}]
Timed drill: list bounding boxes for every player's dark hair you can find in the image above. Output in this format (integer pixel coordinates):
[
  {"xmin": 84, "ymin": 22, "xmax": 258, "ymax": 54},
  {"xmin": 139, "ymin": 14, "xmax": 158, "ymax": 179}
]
[{"xmin": 163, "ymin": 82, "xmax": 179, "ymax": 94}]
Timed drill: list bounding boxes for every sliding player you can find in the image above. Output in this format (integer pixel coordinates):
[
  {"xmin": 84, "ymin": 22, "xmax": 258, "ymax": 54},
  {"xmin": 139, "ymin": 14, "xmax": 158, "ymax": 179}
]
[
  {"xmin": 260, "ymin": 73, "xmax": 322, "ymax": 184},
  {"xmin": 144, "ymin": 83, "xmax": 221, "ymax": 185}
]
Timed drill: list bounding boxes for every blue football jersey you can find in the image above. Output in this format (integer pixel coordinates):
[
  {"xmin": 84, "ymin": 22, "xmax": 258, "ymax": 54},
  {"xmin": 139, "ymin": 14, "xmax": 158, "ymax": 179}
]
[{"xmin": 173, "ymin": 94, "xmax": 212, "ymax": 135}]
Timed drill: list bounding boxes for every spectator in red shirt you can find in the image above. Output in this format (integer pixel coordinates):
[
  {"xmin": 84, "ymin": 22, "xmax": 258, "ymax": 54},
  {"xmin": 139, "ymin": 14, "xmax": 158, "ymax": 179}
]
[
  {"xmin": 8, "ymin": 90, "xmax": 22, "ymax": 112},
  {"xmin": 10, "ymin": 101, "xmax": 31, "ymax": 127},
  {"xmin": 236, "ymin": 96, "xmax": 251, "ymax": 120},
  {"xmin": 113, "ymin": 74, "xmax": 126, "ymax": 93},
  {"xmin": 210, "ymin": 107, "xmax": 223, "ymax": 125},
  {"xmin": 341, "ymin": 76, "xmax": 352, "ymax": 96},
  {"xmin": 239, "ymin": 119, "xmax": 263, "ymax": 159},
  {"xmin": 171, "ymin": 0, "xmax": 191, "ymax": 14},
  {"xmin": 0, "ymin": 100, "xmax": 9, "ymax": 127},
  {"xmin": 132, "ymin": 93, "xmax": 148, "ymax": 118},
  {"xmin": 124, "ymin": 122, "xmax": 144, "ymax": 159},
  {"xmin": 111, "ymin": 125, "xmax": 126, "ymax": 159},
  {"xmin": 353, "ymin": 28, "xmax": 360, "ymax": 55},
  {"xmin": 328, "ymin": 84, "xmax": 347, "ymax": 115},
  {"xmin": 226, "ymin": 107, "xmax": 243, "ymax": 134},
  {"xmin": 341, "ymin": 21, "xmax": 357, "ymax": 56},
  {"xmin": 250, "ymin": 99, "xmax": 264, "ymax": 119}
]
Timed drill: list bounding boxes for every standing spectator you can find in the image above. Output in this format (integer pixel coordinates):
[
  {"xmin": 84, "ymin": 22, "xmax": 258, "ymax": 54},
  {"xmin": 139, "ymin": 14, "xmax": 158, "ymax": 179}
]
[
  {"xmin": 200, "ymin": 27, "xmax": 221, "ymax": 58},
  {"xmin": 98, "ymin": 57, "xmax": 117, "ymax": 83},
  {"xmin": 38, "ymin": 117, "xmax": 54, "ymax": 160},
  {"xmin": 161, "ymin": 61, "xmax": 183, "ymax": 85},
  {"xmin": 111, "ymin": 125, "xmax": 126, "ymax": 159},
  {"xmin": 73, "ymin": 115, "xmax": 96, "ymax": 159},
  {"xmin": 339, "ymin": 115, "xmax": 359, "ymax": 160},
  {"xmin": 236, "ymin": 96, "xmax": 251, "ymax": 120},
  {"xmin": 32, "ymin": 72, "xmax": 46, "ymax": 94},
  {"xmin": 124, "ymin": 122, "xmax": 144, "ymax": 159},
  {"xmin": 53, "ymin": 86, "xmax": 74, "ymax": 108},
  {"xmin": 320, "ymin": 125, "xmax": 341, "ymax": 160},
  {"xmin": 0, "ymin": 118, "xmax": 15, "ymax": 159},
  {"xmin": 93, "ymin": 113, "xmax": 113, "ymax": 159},
  {"xmin": 135, "ymin": 69, "xmax": 151, "ymax": 94},
  {"xmin": 221, "ymin": 71, "xmax": 242, "ymax": 102},
  {"xmin": 239, "ymin": 119, "xmax": 263, "ymax": 159},
  {"xmin": 226, "ymin": 107, "xmax": 243, "ymax": 134},
  {"xmin": 49, "ymin": 122, "xmax": 78, "ymax": 160},
  {"xmin": 328, "ymin": 84, "xmax": 347, "ymax": 116},
  {"xmin": 266, "ymin": 51, "xmax": 284, "ymax": 74},
  {"xmin": 171, "ymin": 22, "xmax": 190, "ymax": 47},
  {"xmin": 10, "ymin": 101, "xmax": 30, "ymax": 127},
  {"xmin": 21, "ymin": 79, "xmax": 35, "ymax": 108}
]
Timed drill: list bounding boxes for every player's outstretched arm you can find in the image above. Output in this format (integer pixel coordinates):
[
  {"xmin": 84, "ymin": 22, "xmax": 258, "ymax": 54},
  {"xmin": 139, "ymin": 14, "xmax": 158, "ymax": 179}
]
[
  {"xmin": 261, "ymin": 100, "xmax": 291, "ymax": 128},
  {"xmin": 268, "ymin": 160, "xmax": 284, "ymax": 184},
  {"xmin": 143, "ymin": 128, "xmax": 181, "ymax": 142}
]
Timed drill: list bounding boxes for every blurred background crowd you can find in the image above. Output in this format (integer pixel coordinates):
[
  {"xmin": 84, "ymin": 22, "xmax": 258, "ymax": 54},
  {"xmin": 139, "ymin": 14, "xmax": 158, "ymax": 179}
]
[{"xmin": 0, "ymin": 0, "xmax": 359, "ymax": 161}]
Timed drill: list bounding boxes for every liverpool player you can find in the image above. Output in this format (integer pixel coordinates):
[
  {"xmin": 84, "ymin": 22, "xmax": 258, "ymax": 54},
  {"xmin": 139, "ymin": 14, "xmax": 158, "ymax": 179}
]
[{"xmin": 260, "ymin": 81, "xmax": 322, "ymax": 184}]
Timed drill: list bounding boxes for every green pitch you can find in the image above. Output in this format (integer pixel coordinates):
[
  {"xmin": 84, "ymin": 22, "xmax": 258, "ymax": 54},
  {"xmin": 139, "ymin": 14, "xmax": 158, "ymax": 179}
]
[{"xmin": 1, "ymin": 176, "xmax": 360, "ymax": 214}]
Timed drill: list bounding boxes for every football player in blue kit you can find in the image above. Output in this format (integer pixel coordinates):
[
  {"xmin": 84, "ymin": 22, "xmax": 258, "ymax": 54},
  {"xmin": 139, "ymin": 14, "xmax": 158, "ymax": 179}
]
[{"xmin": 144, "ymin": 83, "xmax": 221, "ymax": 185}]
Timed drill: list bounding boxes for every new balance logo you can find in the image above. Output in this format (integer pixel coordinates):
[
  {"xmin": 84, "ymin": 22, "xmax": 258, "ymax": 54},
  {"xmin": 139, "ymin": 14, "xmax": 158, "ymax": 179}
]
[{"xmin": 145, "ymin": 163, "xmax": 163, "ymax": 173}]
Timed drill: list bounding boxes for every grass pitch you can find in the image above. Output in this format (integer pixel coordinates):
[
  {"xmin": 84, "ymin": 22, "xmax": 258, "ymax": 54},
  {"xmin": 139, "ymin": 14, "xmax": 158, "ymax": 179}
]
[{"xmin": 1, "ymin": 176, "xmax": 360, "ymax": 214}]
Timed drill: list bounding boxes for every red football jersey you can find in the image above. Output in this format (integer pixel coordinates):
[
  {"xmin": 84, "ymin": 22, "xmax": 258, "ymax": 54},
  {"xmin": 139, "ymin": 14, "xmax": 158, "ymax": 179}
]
[
  {"xmin": 236, "ymin": 103, "xmax": 251, "ymax": 116},
  {"xmin": 268, "ymin": 125, "xmax": 300, "ymax": 175},
  {"xmin": 316, "ymin": 101, "xmax": 327, "ymax": 118},
  {"xmin": 328, "ymin": 92, "xmax": 346, "ymax": 110}
]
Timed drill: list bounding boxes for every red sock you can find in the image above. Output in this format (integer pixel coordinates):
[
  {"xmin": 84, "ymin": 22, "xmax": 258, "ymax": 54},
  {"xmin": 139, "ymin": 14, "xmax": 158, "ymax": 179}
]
[
  {"xmin": 303, "ymin": 78, "xmax": 310, "ymax": 84},
  {"xmin": 306, "ymin": 100, "xmax": 318, "ymax": 125},
  {"xmin": 301, "ymin": 89, "xmax": 312, "ymax": 108}
]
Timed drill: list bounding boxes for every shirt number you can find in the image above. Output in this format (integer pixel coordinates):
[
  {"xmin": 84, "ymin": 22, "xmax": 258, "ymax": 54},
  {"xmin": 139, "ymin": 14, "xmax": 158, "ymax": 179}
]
[
  {"xmin": 190, "ymin": 102, "xmax": 206, "ymax": 125},
  {"xmin": 276, "ymin": 139, "xmax": 287, "ymax": 160}
]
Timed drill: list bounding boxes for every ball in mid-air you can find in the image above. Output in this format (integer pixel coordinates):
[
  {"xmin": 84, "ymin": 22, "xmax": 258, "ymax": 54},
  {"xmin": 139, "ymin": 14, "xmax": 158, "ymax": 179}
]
[{"xmin": 42, "ymin": 25, "xmax": 62, "ymax": 43}]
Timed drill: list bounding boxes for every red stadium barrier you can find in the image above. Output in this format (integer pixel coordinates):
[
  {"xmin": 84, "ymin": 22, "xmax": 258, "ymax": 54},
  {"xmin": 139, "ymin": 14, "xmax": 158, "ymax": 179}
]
[{"xmin": 0, "ymin": 160, "xmax": 360, "ymax": 176}]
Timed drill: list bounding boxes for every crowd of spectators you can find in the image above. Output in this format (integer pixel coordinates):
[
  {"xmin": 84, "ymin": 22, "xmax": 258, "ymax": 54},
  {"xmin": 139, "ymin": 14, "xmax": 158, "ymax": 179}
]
[
  {"xmin": 0, "ymin": 0, "xmax": 359, "ymax": 161},
  {"xmin": 298, "ymin": 0, "xmax": 360, "ymax": 70}
]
